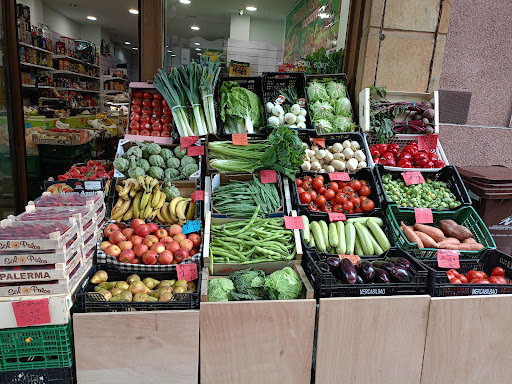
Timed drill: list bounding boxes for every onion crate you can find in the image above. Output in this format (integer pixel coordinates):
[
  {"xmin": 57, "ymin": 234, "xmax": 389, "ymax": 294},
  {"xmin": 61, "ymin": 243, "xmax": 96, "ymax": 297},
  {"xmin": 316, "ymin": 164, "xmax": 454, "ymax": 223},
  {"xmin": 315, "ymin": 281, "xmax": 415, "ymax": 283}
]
[
  {"xmin": 0, "ymin": 366, "xmax": 74, "ymax": 384},
  {"xmin": 386, "ymin": 204, "xmax": 496, "ymax": 260}
]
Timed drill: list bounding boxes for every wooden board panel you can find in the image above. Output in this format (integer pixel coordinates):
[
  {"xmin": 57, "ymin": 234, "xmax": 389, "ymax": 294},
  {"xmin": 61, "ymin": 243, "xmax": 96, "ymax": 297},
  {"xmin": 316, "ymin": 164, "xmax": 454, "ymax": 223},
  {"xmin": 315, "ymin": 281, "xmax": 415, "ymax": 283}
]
[
  {"xmin": 421, "ymin": 295, "xmax": 512, "ymax": 384},
  {"xmin": 200, "ymin": 299, "xmax": 316, "ymax": 384},
  {"xmin": 316, "ymin": 295, "xmax": 430, "ymax": 384},
  {"xmin": 74, "ymin": 310, "xmax": 199, "ymax": 384}
]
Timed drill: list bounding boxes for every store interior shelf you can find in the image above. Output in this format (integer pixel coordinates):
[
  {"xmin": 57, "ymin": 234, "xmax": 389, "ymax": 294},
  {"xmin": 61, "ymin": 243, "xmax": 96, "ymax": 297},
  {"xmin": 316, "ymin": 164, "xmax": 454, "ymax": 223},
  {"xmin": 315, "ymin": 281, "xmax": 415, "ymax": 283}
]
[
  {"xmin": 22, "ymin": 84, "xmax": 56, "ymax": 90},
  {"xmin": 52, "ymin": 70, "xmax": 100, "ymax": 80},
  {"xmin": 19, "ymin": 61, "xmax": 54, "ymax": 70},
  {"xmin": 55, "ymin": 87, "xmax": 100, "ymax": 94},
  {"xmin": 102, "ymin": 90, "xmax": 126, "ymax": 94},
  {"xmin": 103, "ymin": 76, "xmax": 128, "ymax": 82},
  {"xmin": 53, "ymin": 54, "xmax": 100, "ymax": 68},
  {"xmin": 18, "ymin": 41, "xmax": 53, "ymax": 54}
]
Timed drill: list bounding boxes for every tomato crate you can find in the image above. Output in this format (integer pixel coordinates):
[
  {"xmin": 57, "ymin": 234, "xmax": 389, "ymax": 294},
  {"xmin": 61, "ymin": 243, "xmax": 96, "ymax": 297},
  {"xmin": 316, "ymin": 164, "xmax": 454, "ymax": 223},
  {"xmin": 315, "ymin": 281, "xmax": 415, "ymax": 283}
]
[
  {"xmin": 374, "ymin": 164, "xmax": 472, "ymax": 210},
  {"xmin": 75, "ymin": 263, "xmax": 201, "ymax": 312},
  {"xmin": 0, "ymin": 320, "xmax": 74, "ymax": 371},
  {"xmin": 0, "ymin": 366, "xmax": 74, "ymax": 384},
  {"xmin": 386, "ymin": 204, "xmax": 496, "ymax": 260},
  {"xmin": 420, "ymin": 249, "xmax": 512, "ymax": 297},
  {"xmin": 292, "ymin": 168, "xmax": 381, "ymax": 220},
  {"xmin": 302, "ymin": 248, "xmax": 428, "ymax": 298}
]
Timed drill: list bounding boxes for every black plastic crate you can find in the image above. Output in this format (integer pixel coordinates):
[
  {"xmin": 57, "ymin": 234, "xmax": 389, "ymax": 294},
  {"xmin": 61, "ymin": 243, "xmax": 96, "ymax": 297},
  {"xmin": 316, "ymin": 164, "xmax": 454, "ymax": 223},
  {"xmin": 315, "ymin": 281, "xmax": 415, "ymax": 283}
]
[
  {"xmin": 0, "ymin": 366, "xmax": 74, "ymax": 384},
  {"xmin": 420, "ymin": 249, "xmax": 512, "ymax": 297},
  {"xmin": 75, "ymin": 264, "xmax": 201, "ymax": 312},
  {"xmin": 292, "ymin": 168, "xmax": 381, "ymax": 220},
  {"xmin": 303, "ymin": 248, "xmax": 428, "ymax": 298},
  {"xmin": 374, "ymin": 164, "xmax": 472, "ymax": 210}
]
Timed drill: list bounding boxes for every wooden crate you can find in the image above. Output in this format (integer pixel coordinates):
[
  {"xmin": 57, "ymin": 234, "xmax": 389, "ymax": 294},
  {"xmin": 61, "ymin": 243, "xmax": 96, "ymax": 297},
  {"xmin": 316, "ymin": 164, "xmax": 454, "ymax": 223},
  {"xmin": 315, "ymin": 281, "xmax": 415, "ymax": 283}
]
[
  {"xmin": 202, "ymin": 210, "xmax": 303, "ymax": 275},
  {"xmin": 359, "ymin": 88, "xmax": 439, "ymax": 134},
  {"xmin": 74, "ymin": 310, "xmax": 199, "ymax": 384},
  {"xmin": 315, "ymin": 295, "xmax": 430, "ymax": 384}
]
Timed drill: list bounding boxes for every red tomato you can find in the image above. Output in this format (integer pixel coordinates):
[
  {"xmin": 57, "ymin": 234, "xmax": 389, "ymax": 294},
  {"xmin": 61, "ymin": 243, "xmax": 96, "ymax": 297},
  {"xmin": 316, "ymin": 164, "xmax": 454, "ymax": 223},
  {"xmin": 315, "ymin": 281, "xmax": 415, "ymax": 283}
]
[
  {"xmin": 152, "ymin": 99, "xmax": 162, "ymax": 108},
  {"xmin": 129, "ymin": 129, "xmax": 139, "ymax": 135},
  {"xmin": 332, "ymin": 204, "xmax": 343, "ymax": 212},
  {"xmin": 451, "ymin": 278, "xmax": 462, "ymax": 284},
  {"xmin": 131, "ymin": 104, "xmax": 142, "ymax": 114},
  {"xmin": 163, "ymin": 106, "xmax": 172, "ymax": 116},
  {"xmin": 303, "ymin": 176, "xmax": 313, "ymax": 183},
  {"xmin": 315, "ymin": 175, "xmax": 324, "ymax": 183},
  {"xmin": 329, "ymin": 182, "xmax": 339, "ymax": 193},
  {"xmin": 359, "ymin": 185, "xmax": 371, "ymax": 197},
  {"xmin": 162, "ymin": 123, "xmax": 171, "ymax": 131},
  {"xmin": 132, "ymin": 98, "xmax": 142, "ymax": 106},
  {"xmin": 161, "ymin": 130, "xmax": 171, "ymax": 137},
  {"xmin": 296, "ymin": 178, "xmax": 303, "ymax": 187},
  {"xmin": 342, "ymin": 201, "xmax": 354, "ymax": 211},
  {"xmin": 471, "ymin": 279, "xmax": 490, "ymax": 284},
  {"xmin": 459, "ymin": 275, "xmax": 468, "ymax": 284},
  {"xmin": 161, "ymin": 115, "xmax": 172, "ymax": 124},
  {"xmin": 153, "ymin": 93, "xmax": 163, "ymax": 100},
  {"xmin": 130, "ymin": 112, "xmax": 140, "ymax": 121},
  {"xmin": 314, "ymin": 195, "xmax": 326, "ymax": 207},
  {"xmin": 491, "ymin": 267, "xmax": 505, "ymax": 277},
  {"xmin": 488, "ymin": 276, "xmax": 508, "ymax": 284},
  {"xmin": 302, "ymin": 180, "xmax": 313, "ymax": 191},
  {"xmin": 342, "ymin": 186, "xmax": 354, "ymax": 195},
  {"xmin": 347, "ymin": 209, "xmax": 354, "ymax": 214},
  {"xmin": 308, "ymin": 204, "xmax": 319, "ymax": 212},
  {"xmin": 139, "ymin": 129, "xmax": 150, "ymax": 136},
  {"xmin": 324, "ymin": 189, "xmax": 335, "ymax": 201},
  {"xmin": 129, "ymin": 121, "xmax": 140, "ymax": 130},
  {"xmin": 349, "ymin": 180, "xmax": 361, "ymax": 192},
  {"xmin": 153, "ymin": 107, "xmax": 163, "ymax": 116},
  {"xmin": 354, "ymin": 207, "xmax": 363, "ymax": 213},
  {"xmin": 140, "ymin": 114, "xmax": 151, "ymax": 123},
  {"xmin": 317, "ymin": 186, "xmax": 326, "ymax": 196},
  {"xmin": 337, "ymin": 181, "xmax": 346, "ymax": 189},
  {"xmin": 151, "ymin": 131, "xmax": 161, "ymax": 137},
  {"xmin": 152, "ymin": 122, "xmax": 163, "ymax": 131},
  {"xmin": 297, "ymin": 187, "xmax": 305, "ymax": 195},
  {"xmin": 139, "ymin": 122, "xmax": 152, "ymax": 131},
  {"xmin": 143, "ymin": 91, "xmax": 154, "ymax": 99},
  {"xmin": 350, "ymin": 196, "xmax": 361, "ymax": 206},
  {"xmin": 299, "ymin": 192, "xmax": 312, "ymax": 204},
  {"xmin": 309, "ymin": 190, "xmax": 317, "ymax": 200},
  {"xmin": 142, "ymin": 98, "xmax": 153, "ymax": 108},
  {"xmin": 467, "ymin": 271, "xmax": 485, "ymax": 282},
  {"xmin": 141, "ymin": 106, "xmax": 152, "ymax": 115},
  {"xmin": 361, "ymin": 199, "xmax": 374, "ymax": 211},
  {"xmin": 320, "ymin": 205, "xmax": 332, "ymax": 212},
  {"xmin": 151, "ymin": 114, "xmax": 160, "ymax": 123},
  {"xmin": 312, "ymin": 178, "xmax": 323, "ymax": 190},
  {"xmin": 162, "ymin": 99, "xmax": 168, "ymax": 107},
  {"xmin": 132, "ymin": 91, "xmax": 143, "ymax": 99},
  {"xmin": 335, "ymin": 193, "xmax": 346, "ymax": 205}
]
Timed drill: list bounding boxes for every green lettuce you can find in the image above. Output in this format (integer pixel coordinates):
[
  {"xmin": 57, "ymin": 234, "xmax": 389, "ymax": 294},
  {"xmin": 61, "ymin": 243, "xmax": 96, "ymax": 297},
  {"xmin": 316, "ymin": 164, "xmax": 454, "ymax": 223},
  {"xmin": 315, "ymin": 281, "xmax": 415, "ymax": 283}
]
[
  {"xmin": 220, "ymin": 81, "xmax": 264, "ymax": 134},
  {"xmin": 326, "ymin": 80, "xmax": 346, "ymax": 99},
  {"xmin": 332, "ymin": 116, "xmax": 357, "ymax": 132},
  {"xmin": 229, "ymin": 268, "xmax": 268, "ymax": 300},
  {"xmin": 208, "ymin": 278, "xmax": 234, "ymax": 302},
  {"xmin": 307, "ymin": 79, "xmax": 329, "ymax": 103},
  {"xmin": 313, "ymin": 119, "xmax": 334, "ymax": 133},
  {"xmin": 333, "ymin": 97, "xmax": 352, "ymax": 117},
  {"xmin": 311, "ymin": 100, "xmax": 335, "ymax": 121},
  {"xmin": 264, "ymin": 267, "xmax": 304, "ymax": 300}
]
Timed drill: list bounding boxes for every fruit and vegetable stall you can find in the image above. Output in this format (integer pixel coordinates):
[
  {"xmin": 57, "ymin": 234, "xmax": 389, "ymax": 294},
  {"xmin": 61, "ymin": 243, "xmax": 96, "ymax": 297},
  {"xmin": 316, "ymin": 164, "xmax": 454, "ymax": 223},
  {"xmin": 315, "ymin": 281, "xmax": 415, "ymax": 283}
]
[{"xmin": 2, "ymin": 71, "xmax": 511, "ymax": 384}]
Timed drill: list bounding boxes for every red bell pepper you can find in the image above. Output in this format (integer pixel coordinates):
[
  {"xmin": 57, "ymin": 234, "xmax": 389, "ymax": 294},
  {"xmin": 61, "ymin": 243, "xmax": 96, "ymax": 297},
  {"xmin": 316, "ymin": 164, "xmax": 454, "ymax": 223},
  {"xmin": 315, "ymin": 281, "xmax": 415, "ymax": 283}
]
[
  {"xmin": 388, "ymin": 143, "xmax": 400, "ymax": 156},
  {"xmin": 397, "ymin": 159, "xmax": 413, "ymax": 168},
  {"xmin": 399, "ymin": 152, "xmax": 413, "ymax": 162},
  {"xmin": 375, "ymin": 144, "xmax": 388, "ymax": 156},
  {"xmin": 434, "ymin": 160, "xmax": 445, "ymax": 168},
  {"xmin": 370, "ymin": 146, "xmax": 381, "ymax": 158},
  {"xmin": 427, "ymin": 152, "xmax": 438, "ymax": 161}
]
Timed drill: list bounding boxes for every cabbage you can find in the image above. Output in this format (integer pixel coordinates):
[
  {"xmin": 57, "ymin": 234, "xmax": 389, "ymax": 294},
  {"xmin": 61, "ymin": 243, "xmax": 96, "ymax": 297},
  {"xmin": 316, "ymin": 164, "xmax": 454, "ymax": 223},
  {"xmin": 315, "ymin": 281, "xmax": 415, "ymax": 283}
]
[
  {"xmin": 333, "ymin": 97, "xmax": 352, "ymax": 117},
  {"xmin": 332, "ymin": 116, "xmax": 357, "ymax": 132},
  {"xmin": 310, "ymin": 100, "xmax": 335, "ymax": 121},
  {"xmin": 229, "ymin": 268, "xmax": 268, "ymax": 300},
  {"xmin": 314, "ymin": 119, "xmax": 334, "ymax": 133},
  {"xmin": 264, "ymin": 267, "xmax": 304, "ymax": 300},
  {"xmin": 307, "ymin": 80, "xmax": 329, "ymax": 103},
  {"xmin": 208, "ymin": 278, "xmax": 234, "ymax": 302},
  {"xmin": 326, "ymin": 80, "xmax": 346, "ymax": 99}
]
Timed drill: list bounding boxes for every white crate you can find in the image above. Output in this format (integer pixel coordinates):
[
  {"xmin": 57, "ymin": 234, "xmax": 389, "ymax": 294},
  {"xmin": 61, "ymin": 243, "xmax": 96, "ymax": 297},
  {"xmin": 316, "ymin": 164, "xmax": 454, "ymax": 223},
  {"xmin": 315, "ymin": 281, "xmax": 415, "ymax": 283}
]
[
  {"xmin": 19, "ymin": 204, "xmax": 96, "ymax": 226},
  {"xmin": 359, "ymin": 88, "xmax": 439, "ymax": 134}
]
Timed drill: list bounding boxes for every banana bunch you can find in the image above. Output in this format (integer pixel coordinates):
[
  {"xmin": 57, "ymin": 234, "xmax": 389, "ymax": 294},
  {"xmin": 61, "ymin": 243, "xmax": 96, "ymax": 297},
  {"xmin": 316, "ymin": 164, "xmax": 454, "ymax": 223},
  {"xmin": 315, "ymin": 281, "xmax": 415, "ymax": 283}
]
[{"xmin": 157, "ymin": 196, "xmax": 195, "ymax": 226}]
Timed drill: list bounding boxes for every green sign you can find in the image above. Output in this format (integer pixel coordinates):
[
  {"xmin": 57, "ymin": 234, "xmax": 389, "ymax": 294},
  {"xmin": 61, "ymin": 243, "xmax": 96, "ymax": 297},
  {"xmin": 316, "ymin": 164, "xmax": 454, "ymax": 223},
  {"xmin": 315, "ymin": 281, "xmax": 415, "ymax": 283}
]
[{"xmin": 284, "ymin": 0, "xmax": 342, "ymax": 64}]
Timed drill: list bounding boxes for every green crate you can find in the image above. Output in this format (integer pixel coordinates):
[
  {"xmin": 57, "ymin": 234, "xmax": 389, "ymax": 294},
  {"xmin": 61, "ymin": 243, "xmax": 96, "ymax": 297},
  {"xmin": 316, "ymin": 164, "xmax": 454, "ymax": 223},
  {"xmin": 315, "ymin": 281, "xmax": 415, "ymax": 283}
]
[
  {"xmin": 0, "ymin": 321, "xmax": 74, "ymax": 372},
  {"xmin": 39, "ymin": 143, "xmax": 91, "ymax": 163},
  {"xmin": 386, "ymin": 204, "xmax": 496, "ymax": 259}
]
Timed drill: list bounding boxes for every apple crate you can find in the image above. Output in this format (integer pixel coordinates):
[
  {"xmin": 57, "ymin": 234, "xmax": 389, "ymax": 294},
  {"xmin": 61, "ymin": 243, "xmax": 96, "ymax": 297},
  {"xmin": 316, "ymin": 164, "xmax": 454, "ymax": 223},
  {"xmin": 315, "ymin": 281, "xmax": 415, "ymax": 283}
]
[
  {"xmin": 31, "ymin": 191, "xmax": 104, "ymax": 213},
  {"xmin": 0, "ymin": 218, "xmax": 79, "ymax": 252}
]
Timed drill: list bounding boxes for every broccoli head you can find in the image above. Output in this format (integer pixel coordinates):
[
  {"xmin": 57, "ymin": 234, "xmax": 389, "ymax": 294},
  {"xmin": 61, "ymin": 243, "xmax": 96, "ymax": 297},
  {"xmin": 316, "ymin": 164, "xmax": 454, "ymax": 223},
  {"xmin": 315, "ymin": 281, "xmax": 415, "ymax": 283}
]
[{"xmin": 160, "ymin": 148, "xmax": 174, "ymax": 161}]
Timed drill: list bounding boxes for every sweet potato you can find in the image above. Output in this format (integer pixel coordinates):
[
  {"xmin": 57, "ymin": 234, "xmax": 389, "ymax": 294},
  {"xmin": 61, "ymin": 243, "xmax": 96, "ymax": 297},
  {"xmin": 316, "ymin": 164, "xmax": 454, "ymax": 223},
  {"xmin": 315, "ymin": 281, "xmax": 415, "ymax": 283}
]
[
  {"xmin": 438, "ymin": 219, "xmax": 473, "ymax": 240},
  {"xmin": 401, "ymin": 221, "xmax": 424, "ymax": 248},
  {"xmin": 462, "ymin": 238, "xmax": 477, "ymax": 244},
  {"xmin": 415, "ymin": 231, "xmax": 438, "ymax": 249},
  {"xmin": 413, "ymin": 224, "xmax": 445, "ymax": 242},
  {"xmin": 437, "ymin": 237, "xmax": 461, "ymax": 248},
  {"xmin": 440, "ymin": 243, "xmax": 485, "ymax": 251}
]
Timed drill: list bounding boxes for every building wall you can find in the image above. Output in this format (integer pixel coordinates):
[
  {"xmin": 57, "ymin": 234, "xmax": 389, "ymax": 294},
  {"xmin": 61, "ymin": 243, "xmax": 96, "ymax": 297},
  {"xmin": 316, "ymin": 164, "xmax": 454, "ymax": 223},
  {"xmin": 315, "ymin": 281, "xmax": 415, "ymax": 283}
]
[{"xmin": 249, "ymin": 18, "xmax": 285, "ymax": 45}]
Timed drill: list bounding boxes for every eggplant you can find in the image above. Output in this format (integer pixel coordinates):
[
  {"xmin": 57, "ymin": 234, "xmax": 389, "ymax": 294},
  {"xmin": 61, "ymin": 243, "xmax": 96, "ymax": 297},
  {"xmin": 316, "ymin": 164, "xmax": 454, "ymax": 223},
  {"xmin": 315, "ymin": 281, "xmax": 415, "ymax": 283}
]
[
  {"xmin": 389, "ymin": 268, "xmax": 413, "ymax": 283},
  {"xmin": 318, "ymin": 262, "xmax": 330, "ymax": 273},
  {"xmin": 357, "ymin": 260, "xmax": 376, "ymax": 282},
  {"xmin": 372, "ymin": 260, "xmax": 397, "ymax": 274},
  {"xmin": 373, "ymin": 268, "xmax": 391, "ymax": 283},
  {"xmin": 386, "ymin": 257, "xmax": 412, "ymax": 271},
  {"xmin": 340, "ymin": 258, "xmax": 358, "ymax": 284},
  {"xmin": 356, "ymin": 275, "xmax": 364, "ymax": 284},
  {"xmin": 326, "ymin": 257, "xmax": 341, "ymax": 276}
]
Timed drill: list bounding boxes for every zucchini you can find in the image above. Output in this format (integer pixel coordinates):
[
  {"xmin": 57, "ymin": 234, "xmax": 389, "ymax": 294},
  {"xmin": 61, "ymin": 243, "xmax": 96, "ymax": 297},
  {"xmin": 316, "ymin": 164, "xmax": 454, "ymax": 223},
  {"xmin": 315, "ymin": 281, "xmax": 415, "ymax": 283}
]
[
  {"xmin": 354, "ymin": 235, "xmax": 364, "ymax": 256},
  {"xmin": 368, "ymin": 232, "xmax": 384, "ymax": 255},
  {"xmin": 335, "ymin": 221, "xmax": 346, "ymax": 254},
  {"xmin": 308, "ymin": 231, "xmax": 316, "ymax": 248},
  {"xmin": 346, "ymin": 217, "xmax": 383, "ymax": 227},
  {"xmin": 355, "ymin": 222, "xmax": 374, "ymax": 256},
  {"xmin": 367, "ymin": 219, "xmax": 391, "ymax": 251},
  {"xmin": 301, "ymin": 215, "xmax": 310, "ymax": 243},
  {"xmin": 345, "ymin": 222, "xmax": 356, "ymax": 255},
  {"xmin": 311, "ymin": 221, "xmax": 326, "ymax": 252},
  {"xmin": 319, "ymin": 220, "xmax": 329, "ymax": 247},
  {"xmin": 328, "ymin": 223, "xmax": 339, "ymax": 247}
]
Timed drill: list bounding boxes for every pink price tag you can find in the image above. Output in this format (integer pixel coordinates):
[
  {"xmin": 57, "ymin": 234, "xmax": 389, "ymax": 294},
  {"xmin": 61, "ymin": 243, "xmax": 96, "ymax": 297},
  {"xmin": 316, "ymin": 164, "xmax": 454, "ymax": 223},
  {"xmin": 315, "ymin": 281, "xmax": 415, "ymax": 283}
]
[
  {"xmin": 328, "ymin": 212, "xmax": 346, "ymax": 222},
  {"xmin": 310, "ymin": 138, "xmax": 326, "ymax": 148},
  {"xmin": 260, "ymin": 170, "xmax": 277, "ymax": 183},
  {"xmin": 191, "ymin": 190, "xmax": 205, "ymax": 202},
  {"xmin": 180, "ymin": 135, "xmax": 199, "ymax": 149},
  {"xmin": 437, "ymin": 249, "xmax": 460, "ymax": 268},
  {"xmin": 176, "ymin": 263, "xmax": 198, "ymax": 282},
  {"xmin": 340, "ymin": 254, "xmax": 361, "ymax": 265},
  {"xmin": 188, "ymin": 145, "xmax": 204, "ymax": 157},
  {"xmin": 232, "ymin": 133, "xmax": 248, "ymax": 146},
  {"xmin": 415, "ymin": 208, "xmax": 433, "ymax": 224},
  {"xmin": 418, "ymin": 135, "xmax": 438, "ymax": 151},
  {"xmin": 329, "ymin": 172, "xmax": 351, "ymax": 181},
  {"xmin": 12, "ymin": 299, "xmax": 51, "ymax": 327},
  {"xmin": 284, "ymin": 216, "xmax": 305, "ymax": 230},
  {"xmin": 402, "ymin": 171, "xmax": 425, "ymax": 186}
]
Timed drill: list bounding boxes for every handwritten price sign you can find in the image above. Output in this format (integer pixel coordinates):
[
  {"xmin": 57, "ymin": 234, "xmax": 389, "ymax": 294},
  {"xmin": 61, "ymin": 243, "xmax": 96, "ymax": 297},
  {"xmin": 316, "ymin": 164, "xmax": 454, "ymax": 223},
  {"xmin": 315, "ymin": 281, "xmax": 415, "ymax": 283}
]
[
  {"xmin": 180, "ymin": 136, "xmax": 199, "ymax": 149},
  {"xmin": 191, "ymin": 190, "xmax": 205, "ymax": 202},
  {"xmin": 437, "ymin": 249, "xmax": 460, "ymax": 268},
  {"xmin": 182, "ymin": 220, "xmax": 201, "ymax": 235},
  {"xmin": 12, "ymin": 299, "xmax": 51, "ymax": 327},
  {"xmin": 188, "ymin": 145, "xmax": 204, "ymax": 157},
  {"xmin": 329, "ymin": 172, "xmax": 351, "ymax": 181},
  {"xmin": 340, "ymin": 254, "xmax": 361, "ymax": 265},
  {"xmin": 260, "ymin": 170, "xmax": 277, "ymax": 183},
  {"xmin": 176, "ymin": 263, "xmax": 198, "ymax": 282},
  {"xmin": 328, "ymin": 212, "xmax": 346, "ymax": 222},
  {"xmin": 232, "ymin": 133, "xmax": 248, "ymax": 146},
  {"xmin": 415, "ymin": 208, "xmax": 433, "ymax": 224},
  {"xmin": 310, "ymin": 138, "xmax": 326, "ymax": 148},
  {"xmin": 402, "ymin": 171, "xmax": 425, "ymax": 186},
  {"xmin": 418, "ymin": 135, "xmax": 438, "ymax": 151},
  {"xmin": 284, "ymin": 216, "xmax": 305, "ymax": 230}
]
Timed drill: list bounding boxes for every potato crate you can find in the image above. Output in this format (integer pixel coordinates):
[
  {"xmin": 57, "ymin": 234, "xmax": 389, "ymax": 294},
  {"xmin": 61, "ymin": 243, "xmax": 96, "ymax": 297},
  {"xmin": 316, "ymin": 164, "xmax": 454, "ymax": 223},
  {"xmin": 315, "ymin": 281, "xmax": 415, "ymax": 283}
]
[
  {"xmin": 0, "ymin": 320, "xmax": 74, "ymax": 371},
  {"xmin": 358, "ymin": 87, "xmax": 439, "ymax": 134},
  {"xmin": 386, "ymin": 204, "xmax": 496, "ymax": 260},
  {"xmin": 75, "ymin": 263, "xmax": 201, "ymax": 312},
  {"xmin": 0, "ymin": 366, "xmax": 74, "ymax": 384},
  {"xmin": 420, "ymin": 249, "xmax": 512, "ymax": 297},
  {"xmin": 365, "ymin": 133, "xmax": 449, "ymax": 172},
  {"xmin": 303, "ymin": 248, "xmax": 428, "ymax": 298}
]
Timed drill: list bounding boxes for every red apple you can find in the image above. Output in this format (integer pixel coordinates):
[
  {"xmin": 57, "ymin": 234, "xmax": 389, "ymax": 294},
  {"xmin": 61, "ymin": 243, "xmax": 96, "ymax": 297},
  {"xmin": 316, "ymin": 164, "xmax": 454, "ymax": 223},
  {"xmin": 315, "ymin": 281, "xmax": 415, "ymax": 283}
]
[
  {"xmin": 130, "ymin": 235, "xmax": 143, "ymax": 245},
  {"xmin": 118, "ymin": 240, "xmax": 133, "ymax": 251},
  {"xmin": 155, "ymin": 228, "xmax": 168, "ymax": 239},
  {"xmin": 189, "ymin": 248, "xmax": 199, "ymax": 256},
  {"xmin": 117, "ymin": 223, "xmax": 128, "ymax": 230},
  {"xmin": 160, "ymin": 236, "xmax": 173, "ymax": 245},
  {"xmin": 143, "ymin": 235, "xmax": 159, "ymax": 247},
  {"xmin": 133, "ymin": 243, "xmax": 148, "ymax": 257},
  {"xmin": 100, "ymin": 241, "xmax": 111, "ymax": 252},
  {"xmin": 179, "ymin": 239, "xmax": 193, "ymax": 252},
  {"xmin": 131, "ymin": 219, "xmax": 145, "ymax": 229},
  {"xmin": 150, "ymin": 242, "xmax": 166, "ymax": 254},
  {"xmin": 132, "ymin": 257, "xmax": 142, "ymax": 264},
  {"xmin": 188, "ymin": 233, "xmax": 202, "ymax": 248},
  {"xmin": 109, "ymin": 231, "xmax": 126, "ymax": 245},
  {"xmin": 104, "ymin": 223, "xmax": 120, "ymax": 237},
  {"xmin": 174, "ymin": 248, "xmax": 189, "ymax": 263},
  {"xmin": 173, "ymin": 233, "xmax": 186, "ymax": 243},
  {"xmin": 158, "ymin": 250, "xmax": 173, "ymax": 265},
  {"xmin": 106, "ymin": 244, "xmax": 121, "ymax": 258},
  {"xmin": 165, "ymin": 241, "xmax": 180, "ymax": 253},
  {"xmin": 147, "ymin": 223, "xmax": 159, "ymax": 234},
  {"xmin": 119, "ymin": 249, "xmax": 135, "ymax": 263},
  {"xmin": 169, "ymin": 224, "xmax": 182, "ymax": 236},
  {"xmin": 142, "ymin": 250, "xmax": 158, "ymax": 265},
  {"xmin": 135, "ymin": 224, "xmax": 150, "ymax": 237},
  {"xmin": 122, "ymin": 228, "xmax": 135, "ymax": 239}
]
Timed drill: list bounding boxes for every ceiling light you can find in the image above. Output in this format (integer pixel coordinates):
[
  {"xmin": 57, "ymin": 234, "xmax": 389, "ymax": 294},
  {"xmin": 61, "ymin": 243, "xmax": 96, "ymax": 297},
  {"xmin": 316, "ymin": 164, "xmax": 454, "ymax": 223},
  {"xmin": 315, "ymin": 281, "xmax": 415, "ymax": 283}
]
[
  {"xmin": 246, "ymin": 6, "xmax": 257, "ymax": 11},
  {"xmin": 191, "ymin": 26, "xmax": 200, "ymax": 30},
  {"xmin": 129, "ymin": 9, "xmax": 139, "ymax": 14},
  {"xmin": 167, "ymin": 50, "xmax": 172, "ymax": 53},
  {"xmin": 195, "ymin": 48, "xmax": 201, "ymax": 51},
  {"xmin": 171, "ymin": 54, "xmax": 176, "ymax": 57},
  {"xmin": 125, "ymin": 41, "xmax": 131, "ymax": 45},
  {"xmin": 132, "ymin": 47, "xmax": 138, "ymax": 50},
  {"xmin": 87, "ymin": 16, "xmax": 97, "ymax": 20},
  {"xmin": 194, "ymin": 42, "xmax": 200, "ymax": 46},
  {"xmin": 180, "ymin": 0, "xmax": 191, "ymax": 4}
]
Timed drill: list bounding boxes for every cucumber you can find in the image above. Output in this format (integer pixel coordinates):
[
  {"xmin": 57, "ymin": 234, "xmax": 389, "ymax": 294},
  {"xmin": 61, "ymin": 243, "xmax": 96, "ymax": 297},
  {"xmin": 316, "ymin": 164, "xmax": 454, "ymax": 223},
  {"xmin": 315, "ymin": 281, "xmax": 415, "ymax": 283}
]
[
  {"xmin": 328, "ymin": 222, "xmax": 339, "ymax": 247},
  {"xmin": 345, "ymin": 222, "xmax": 356, "ymax": 255},
  {"xmin": 301, "ymin": 215, "xmax": 310, "ymax": 243},
  {"xmin": 354, "ymin": 234, "xmax": 364, "ymax": 256},
  {"xmin": 311, "ymin": 221, "xmax": 326, "ymax": 252},
  {"xmin": 368, "ymin": 232, "xmax": 384, "ymax": 255},
  {"xmin": 335, "ymin": 221, "xmax": 346, "ymax": 254},
  {"xmin": 367, "ymin": 219, "xmax": 391, "ymax": 251},
  {"xmin": 319, "ymin": 220, "xmax": 329, "ymax": 247},
  {"xmin": 345, "ymin": 217, "xmax": 383, "ymax": 227},
  {"xmin": 355, "ymin": 222, "xmax": 374, "ymax": 256}
]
